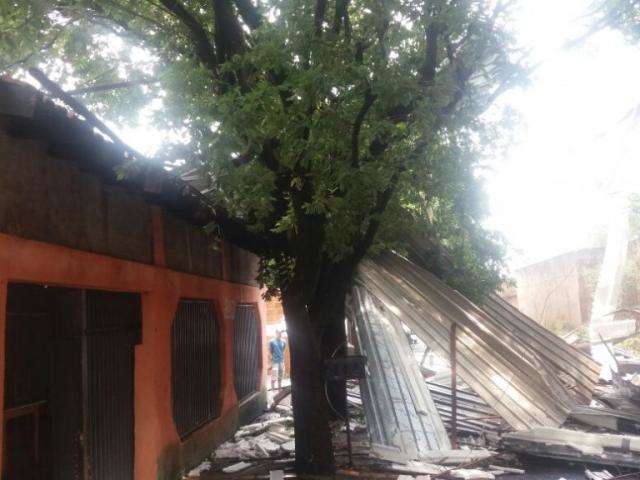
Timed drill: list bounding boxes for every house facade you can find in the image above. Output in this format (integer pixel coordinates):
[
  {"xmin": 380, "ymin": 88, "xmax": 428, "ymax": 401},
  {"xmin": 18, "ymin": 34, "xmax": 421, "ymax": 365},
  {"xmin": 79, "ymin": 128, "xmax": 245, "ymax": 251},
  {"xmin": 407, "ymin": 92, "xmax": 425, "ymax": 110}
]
[{"xmin": 0, "ymin": 79, "xmax": 267, "ymax": 479}]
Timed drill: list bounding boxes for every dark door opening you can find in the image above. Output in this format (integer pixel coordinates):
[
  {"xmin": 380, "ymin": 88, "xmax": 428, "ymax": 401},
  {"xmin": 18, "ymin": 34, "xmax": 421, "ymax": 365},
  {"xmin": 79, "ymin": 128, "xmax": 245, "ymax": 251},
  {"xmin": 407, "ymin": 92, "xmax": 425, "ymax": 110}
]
[{"xmin": 3, "ymin": 284, "xmax": 140, "ymax": 480}]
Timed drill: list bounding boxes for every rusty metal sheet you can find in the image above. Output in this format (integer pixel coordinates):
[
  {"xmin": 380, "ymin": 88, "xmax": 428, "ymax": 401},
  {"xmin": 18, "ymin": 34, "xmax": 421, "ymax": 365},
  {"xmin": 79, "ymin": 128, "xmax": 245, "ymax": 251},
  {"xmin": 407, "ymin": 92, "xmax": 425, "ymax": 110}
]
[{"xmin": 357, "ymin": 253, "xmax": 577, "ymax": 431}]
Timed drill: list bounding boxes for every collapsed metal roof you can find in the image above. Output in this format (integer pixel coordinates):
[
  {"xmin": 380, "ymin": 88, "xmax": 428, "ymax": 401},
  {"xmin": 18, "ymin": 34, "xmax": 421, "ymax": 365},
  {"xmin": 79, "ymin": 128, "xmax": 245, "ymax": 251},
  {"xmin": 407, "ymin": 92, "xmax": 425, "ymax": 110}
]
[
  {"xmin": 355, "ymin": 252, "xmax": 593, "ymax": 431},
  {"xmin": 426, "ymin": 381, "xmax": 504, "ymax": 436},
  {"xmin": 501, "ymin": 427, "xmax": 640, "ymax": 468},
  {"xmin": 481, "ymin": 294, "xmax": 600, "ymax": 403},
  {"xmin": 350, "ymin": 284, "xmax": 451, "ymax": 460}
]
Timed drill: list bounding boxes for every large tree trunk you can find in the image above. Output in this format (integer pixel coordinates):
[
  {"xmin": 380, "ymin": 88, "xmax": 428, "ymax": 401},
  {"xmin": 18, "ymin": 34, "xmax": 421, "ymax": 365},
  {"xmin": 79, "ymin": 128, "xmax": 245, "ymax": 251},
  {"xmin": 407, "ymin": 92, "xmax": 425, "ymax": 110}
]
[
  {"xmin": 314, "ymin": 279, "xmax": 350, "ymax": 418},
  {"xmin": 281, "ymin": 287, "xmax": 335, "ymax": 475},
  {"xmin": 320, "ymin": 316, "xmax": 347, "ymax": 417}
]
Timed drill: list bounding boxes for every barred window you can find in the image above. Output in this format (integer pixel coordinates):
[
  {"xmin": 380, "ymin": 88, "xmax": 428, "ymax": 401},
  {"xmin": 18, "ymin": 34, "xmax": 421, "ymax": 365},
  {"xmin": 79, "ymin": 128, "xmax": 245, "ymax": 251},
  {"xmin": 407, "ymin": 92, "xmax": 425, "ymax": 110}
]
[
  {"xmin": 171, "ymin": 299, "xmax": 220, "ymax": 438},
  {"xmin": 233, "ymin": 304, "xmax": 261, "ymax": 401}
]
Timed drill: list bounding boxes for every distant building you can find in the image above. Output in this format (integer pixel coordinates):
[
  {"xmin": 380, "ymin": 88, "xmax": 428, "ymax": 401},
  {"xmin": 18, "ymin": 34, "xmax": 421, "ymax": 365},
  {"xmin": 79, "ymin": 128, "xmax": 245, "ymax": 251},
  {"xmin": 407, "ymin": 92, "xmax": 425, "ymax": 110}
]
[
  {"xmin": 503, "ymin": 243, "xmax": 640, "ymax": 333},
  {"xmin": 0, "ymin": 79, "xmax": 267, "ymax": 479}
]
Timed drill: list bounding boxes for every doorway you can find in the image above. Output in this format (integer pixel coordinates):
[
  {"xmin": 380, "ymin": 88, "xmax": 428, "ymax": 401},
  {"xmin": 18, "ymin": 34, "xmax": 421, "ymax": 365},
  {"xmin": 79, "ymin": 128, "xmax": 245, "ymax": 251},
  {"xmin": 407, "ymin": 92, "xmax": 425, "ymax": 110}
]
[{"xmin": 3, "ymin": 284, "xmax": 140, "ymax": 480}]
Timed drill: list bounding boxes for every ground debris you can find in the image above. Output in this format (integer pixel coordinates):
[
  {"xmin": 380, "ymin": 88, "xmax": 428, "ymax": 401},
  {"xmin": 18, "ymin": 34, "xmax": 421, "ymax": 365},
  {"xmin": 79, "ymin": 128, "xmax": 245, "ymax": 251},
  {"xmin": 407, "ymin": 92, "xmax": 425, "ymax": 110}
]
[
  {"xmin": 222, "ymin": 462, "xmax": 254, "ymax": 474},
  {"xmin": 585, "ymin": 470, "xmax": 614, "ymax": 480},
  {"xmin": 488, "ymin": 465, "xmax": 524, "ymax": 475},
  {"xmin": 187, "ymin": 461, "xmax": 213, "ymax": 477},
  {"xmin": 449, "ymin": 468, "xmax": 495, "ymax": 480}
]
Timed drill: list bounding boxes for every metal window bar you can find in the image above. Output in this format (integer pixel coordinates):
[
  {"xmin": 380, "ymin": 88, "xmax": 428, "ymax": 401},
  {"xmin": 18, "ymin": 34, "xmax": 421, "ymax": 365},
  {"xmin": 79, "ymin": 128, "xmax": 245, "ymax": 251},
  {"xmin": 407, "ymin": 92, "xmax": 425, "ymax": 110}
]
[
  {"xmin": 233, "ymin": 304, "xmax": 261, "ymax": 401},
  {"xmin": 171, "ymin": 299, "xmax": 221, "ymax": 438}
]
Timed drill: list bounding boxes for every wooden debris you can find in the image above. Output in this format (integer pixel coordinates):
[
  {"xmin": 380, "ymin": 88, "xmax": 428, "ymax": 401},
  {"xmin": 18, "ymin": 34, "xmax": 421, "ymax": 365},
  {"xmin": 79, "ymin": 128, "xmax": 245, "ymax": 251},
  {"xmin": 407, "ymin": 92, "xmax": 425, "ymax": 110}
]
[{"xmin": 268, "ymin": 386, "xmax": 292, "ymax": 411}]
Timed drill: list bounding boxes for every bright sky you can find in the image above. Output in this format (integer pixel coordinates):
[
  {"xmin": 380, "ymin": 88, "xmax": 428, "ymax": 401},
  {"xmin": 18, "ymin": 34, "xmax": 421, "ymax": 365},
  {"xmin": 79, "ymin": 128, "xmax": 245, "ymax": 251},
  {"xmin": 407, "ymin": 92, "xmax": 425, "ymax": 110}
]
[
  {"xmin": 485, "ymin": 0, "xmax": 640, "ymax": 269},
  {"xmin": 111, "ymin": 0, "xmax": 640, "ymax": 272}
]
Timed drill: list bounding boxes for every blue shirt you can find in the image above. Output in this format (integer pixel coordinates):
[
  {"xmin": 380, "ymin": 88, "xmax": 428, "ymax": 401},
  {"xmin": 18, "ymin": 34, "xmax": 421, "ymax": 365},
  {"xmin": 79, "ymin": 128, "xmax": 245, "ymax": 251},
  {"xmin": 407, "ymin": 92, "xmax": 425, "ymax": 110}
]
[{"xmin": 269, "ymin": 338, "xmax": 286, "ymax": 363}]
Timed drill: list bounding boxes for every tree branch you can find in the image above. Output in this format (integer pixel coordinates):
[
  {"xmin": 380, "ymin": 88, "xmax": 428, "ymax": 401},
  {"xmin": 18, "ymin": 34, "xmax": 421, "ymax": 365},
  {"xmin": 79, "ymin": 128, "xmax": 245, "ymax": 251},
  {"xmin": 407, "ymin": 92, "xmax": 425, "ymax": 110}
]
[
  {"xmin": 1, "ymin": 28, "xmax": 63, "ymax": 74},
  {"xmin": 332, "ymin": 0, "xmax": 350, "ymax": 35},
  {"xmin": 351, "ymin": 89, "xmax": 375, "ymax": 167},
  {"xmin": 340, "ymin": 165, "xmax": 403, "ymax": 273},
  {"xmin": 314, "ymin": 0, "xmax": 328, "ymax": 36},
  {"xmin": 28, "ymin": 67, "xmax": 146, "ymax": 160},
  {"xmin": 232, "ymin": 138, "xmax": 280, "ymax": 170},
  {"xmin": 159, "ymin": 0, "xmax": 219, "ymax": 76},
  {"xmin": 421, "ymin": 16, "xmax": 439, "ymax": 84},
  {"xmin": 66, "ymin": 78, "xmax": 159, "ymax": 95},
  {"xmin": 213, "ymin": 0, "xmax": 247, "ymax": 63},
  {"xmin": 99, "ymin": 0, "xmax": 168, "ymax": 30},
  {"xmin": 212, "ymin": 205, "xmax": 288, "ymax": 255},
  {"xmin": 358, "ymin": 170, "xmax": 401, "ymax": 251},
  {"xmin": 233, "ymin": 0, "xmax": 262, "ymax": 30}
]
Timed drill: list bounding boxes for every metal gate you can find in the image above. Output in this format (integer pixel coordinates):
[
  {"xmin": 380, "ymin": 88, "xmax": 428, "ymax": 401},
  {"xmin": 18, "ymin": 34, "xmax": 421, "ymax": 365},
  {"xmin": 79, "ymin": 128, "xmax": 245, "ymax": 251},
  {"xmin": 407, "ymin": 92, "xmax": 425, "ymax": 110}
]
[
  {"xmin": 233, "ymin": 304, "xmax": 261, "ymax": 401},
  {"xmin": 2, "ymin": 286, "xmax": 140, "ymax": 480},
  {"xmin": 84, "ymin": 291, "xmax": 140, "ymax": 480}
]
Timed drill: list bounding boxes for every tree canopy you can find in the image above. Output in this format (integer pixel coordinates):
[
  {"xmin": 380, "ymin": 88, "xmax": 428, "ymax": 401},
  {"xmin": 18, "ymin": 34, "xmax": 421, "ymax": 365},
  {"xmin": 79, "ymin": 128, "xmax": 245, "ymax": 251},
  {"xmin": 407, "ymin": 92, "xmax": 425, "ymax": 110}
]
[
  {"xmin": 1, "ymin": 0, "xmax": 525, "ymax": 301},
  {"xmin": 1, "ymin": 0, "xmax": 528, "ymax": 472},
  {"xmin": 587, "ymin": 0, "xmax": 640, "ymax": 42}
]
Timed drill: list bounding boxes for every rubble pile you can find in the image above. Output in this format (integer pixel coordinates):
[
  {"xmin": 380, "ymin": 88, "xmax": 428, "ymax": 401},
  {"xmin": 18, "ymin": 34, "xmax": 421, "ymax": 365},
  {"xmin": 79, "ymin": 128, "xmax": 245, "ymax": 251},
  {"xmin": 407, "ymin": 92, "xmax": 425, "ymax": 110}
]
[
  {"xmin": 185, "ymin": 383, "xmax": 525, "ymax": 480},
  {"xmin": 185, "ymin": 407, "xmax": 296, "ymax": 478}
]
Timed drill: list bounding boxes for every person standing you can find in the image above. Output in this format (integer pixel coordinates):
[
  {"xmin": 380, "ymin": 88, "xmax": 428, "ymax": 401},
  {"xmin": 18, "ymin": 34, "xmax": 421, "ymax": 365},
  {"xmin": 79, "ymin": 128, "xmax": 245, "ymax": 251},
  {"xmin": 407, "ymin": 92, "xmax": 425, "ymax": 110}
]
[{"xmin": 269, "ymin": 330, "xmax": 287, "ymax": 390}]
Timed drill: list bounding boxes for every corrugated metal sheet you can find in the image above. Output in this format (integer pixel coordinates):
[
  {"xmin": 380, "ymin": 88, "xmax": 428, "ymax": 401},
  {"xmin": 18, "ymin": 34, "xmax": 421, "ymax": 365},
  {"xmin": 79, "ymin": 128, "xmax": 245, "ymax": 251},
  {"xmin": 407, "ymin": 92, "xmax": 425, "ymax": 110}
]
[
  {"xmin": 85, "ymin": 291, "xmax": 139, "ymax": 480},
  {"xmin": 403, "ymin": 236, "xmax": 600, "ymax": 403},
  {"xmin": 350, "ymin": 284, "xmax": 451, "ymax": 459},
  {"xmin": 172, "ymin": 299, "xmax": 221, "ymax": 438},
  {"xmin": 501, "ymin": 427, "xmax": 640, "ymax": 468},
  {"xmin": 426, "ymin": 381, "xmax": 505, "ymax": 435},
  {"xmin": 357, "ymin": 253, "xmax": 578, "ymax": 431},
  {"xmin": 234, "ymin": 304, "xmax": 261, "ymax": 401},
  {"xmin": 481, "ymin": 294, "xmax": 600, "ymax": 403},
  {"xmin": 570, "ymin": 404, "xmax": 640, "ymax": 434}
]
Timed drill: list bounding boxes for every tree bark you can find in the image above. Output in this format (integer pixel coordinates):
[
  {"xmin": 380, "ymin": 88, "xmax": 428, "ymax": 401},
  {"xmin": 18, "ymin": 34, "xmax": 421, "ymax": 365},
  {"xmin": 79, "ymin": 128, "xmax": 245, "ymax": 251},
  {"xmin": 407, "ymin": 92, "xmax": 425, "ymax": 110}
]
[
  {"xmin": 281, "ymin": 286, "xmax": 335, "ymax": 475},
  {"xmin": 321, "ymin": 315, "xmax": 347, "ymax": 417},
  {"xmin": 313, "ymin": 277, "xmax": 350, "ymax": 418}
]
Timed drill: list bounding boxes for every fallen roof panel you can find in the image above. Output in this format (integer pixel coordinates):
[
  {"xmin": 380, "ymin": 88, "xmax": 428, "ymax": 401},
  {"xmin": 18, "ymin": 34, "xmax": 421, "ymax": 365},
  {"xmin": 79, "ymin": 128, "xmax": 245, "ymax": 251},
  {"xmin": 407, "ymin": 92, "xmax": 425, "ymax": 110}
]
[
  {"xmin": 357, "ymin": 253, "xmax": 577, "ymax": 430},
  {"xmin": 501, "ymin": 427, "xmax": 640, "ymax": 468},
  {"xmin": 350, "ymin": 284, "xmax": 451, "ymax": 461},
  {"xmin": 481, "ymin": 294, "xmax": 601, "ymax": 403},
  {"xmin": 570, "ymin": 404, "xmax": 640, "ymax": 434}
]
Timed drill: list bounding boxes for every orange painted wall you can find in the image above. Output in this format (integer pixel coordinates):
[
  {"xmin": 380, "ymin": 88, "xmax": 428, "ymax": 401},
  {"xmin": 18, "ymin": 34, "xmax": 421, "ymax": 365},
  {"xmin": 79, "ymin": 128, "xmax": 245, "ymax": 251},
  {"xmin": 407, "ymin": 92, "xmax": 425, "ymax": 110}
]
[
  {"xmin": 0, "ymin": 279, "xmax": 6, "ymax": 476},
  {"xmin": 0, "ymin": 231, "xmax": 267, "ymax": 479}
]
